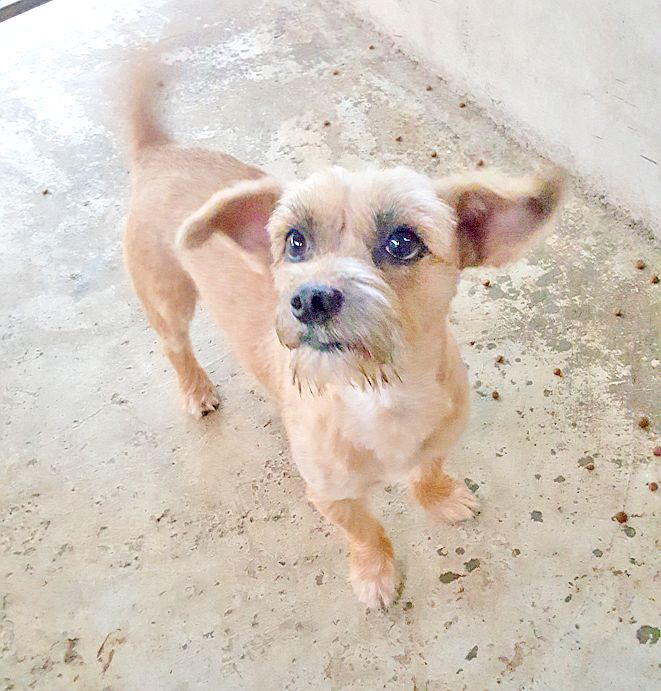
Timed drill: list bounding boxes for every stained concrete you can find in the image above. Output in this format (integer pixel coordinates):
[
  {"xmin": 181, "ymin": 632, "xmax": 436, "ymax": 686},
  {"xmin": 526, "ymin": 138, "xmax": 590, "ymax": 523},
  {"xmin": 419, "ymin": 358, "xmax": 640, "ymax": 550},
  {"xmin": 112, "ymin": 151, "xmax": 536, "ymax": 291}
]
[
  {"xmin": 343, "ymin": 0, "xmax": 661, "ymax": 235},
  {"xmin": 0, "ymin": 1, "xmax": 659, "ymax": 689}
]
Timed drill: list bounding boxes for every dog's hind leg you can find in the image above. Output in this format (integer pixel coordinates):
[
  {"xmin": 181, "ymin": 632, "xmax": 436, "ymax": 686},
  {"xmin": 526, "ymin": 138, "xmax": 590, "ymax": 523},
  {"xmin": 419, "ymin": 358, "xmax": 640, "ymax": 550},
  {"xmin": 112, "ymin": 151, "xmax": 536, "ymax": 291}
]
[
  {"xmin": 142, "ymin": 289, "xmax": 220, "ymax": 418},
  {"xmin": 409, "ymin": 458, "xmax": 478, "ymax": 523},
  {"xmin": 309, "ymin": 491, "xmax": 398, "ymax": 609},
  {"xmin": 124, "ymin": 229, "xmax": 220, "ymax": 418},
  {"xmin": 160, "ymin": 320, "xmax": 220, "ymax": 419}
]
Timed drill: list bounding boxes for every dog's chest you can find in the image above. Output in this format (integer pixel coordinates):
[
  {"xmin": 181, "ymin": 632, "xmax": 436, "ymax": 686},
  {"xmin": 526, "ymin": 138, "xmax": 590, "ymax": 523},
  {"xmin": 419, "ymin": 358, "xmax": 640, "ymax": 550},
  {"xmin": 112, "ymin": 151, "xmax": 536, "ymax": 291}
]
[{"xmin": 338, "ymin": 376, "xmax": 450, "ymax": 472}]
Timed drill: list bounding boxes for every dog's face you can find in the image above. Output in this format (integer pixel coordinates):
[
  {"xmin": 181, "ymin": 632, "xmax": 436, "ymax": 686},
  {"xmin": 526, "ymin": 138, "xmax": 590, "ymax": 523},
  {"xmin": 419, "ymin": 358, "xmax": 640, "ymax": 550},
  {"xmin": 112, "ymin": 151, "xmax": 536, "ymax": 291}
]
[
  {"xmin": 267, "ymin": 167, "xmax": 459, "ymax": 390},
  {"xmin": 177, "ymin": 164, "xmax": 564, "ymax": 391}
]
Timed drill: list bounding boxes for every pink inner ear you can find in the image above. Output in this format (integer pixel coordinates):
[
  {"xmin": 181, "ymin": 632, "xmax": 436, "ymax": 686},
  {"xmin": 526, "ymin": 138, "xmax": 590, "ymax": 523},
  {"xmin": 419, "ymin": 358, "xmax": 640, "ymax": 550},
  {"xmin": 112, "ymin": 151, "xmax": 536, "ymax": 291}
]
[
  {"xmin": 221, "ymin": 192, "xmax": 276, "ymax": 260},
  {"xmin": 457, "ymin": 189, "xmax": 554, "ymax": 268},
  {"xmin": 486, "ymin": 190, "xmax": 561, "ymax": 267},
  {"xmin": 241, "ymin": 210, "xmax": 269, "ymax": 253},
  {"xmin": 455, "ymin": 190, "xmax": 493, "ymax": 267},
  {"xmin": 482, "ymin": 205, "xmax": 539, "ymax": 266}
]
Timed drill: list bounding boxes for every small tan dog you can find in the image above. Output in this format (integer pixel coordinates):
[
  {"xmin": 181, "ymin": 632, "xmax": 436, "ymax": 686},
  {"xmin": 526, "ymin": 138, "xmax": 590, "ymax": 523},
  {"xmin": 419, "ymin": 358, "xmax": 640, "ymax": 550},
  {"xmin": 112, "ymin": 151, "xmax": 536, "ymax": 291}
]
[{"xmin": 123, "ymin": 61, "xmax": 564, "ymax": 608}]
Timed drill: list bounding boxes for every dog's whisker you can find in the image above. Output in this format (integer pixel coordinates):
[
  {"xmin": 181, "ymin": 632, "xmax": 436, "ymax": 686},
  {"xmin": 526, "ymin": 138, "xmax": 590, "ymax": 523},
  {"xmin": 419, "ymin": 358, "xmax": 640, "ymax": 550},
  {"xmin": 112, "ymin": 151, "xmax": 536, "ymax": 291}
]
[{"xmin": 292, "ymin": 368, "xmax": 302, "ymax": 395}]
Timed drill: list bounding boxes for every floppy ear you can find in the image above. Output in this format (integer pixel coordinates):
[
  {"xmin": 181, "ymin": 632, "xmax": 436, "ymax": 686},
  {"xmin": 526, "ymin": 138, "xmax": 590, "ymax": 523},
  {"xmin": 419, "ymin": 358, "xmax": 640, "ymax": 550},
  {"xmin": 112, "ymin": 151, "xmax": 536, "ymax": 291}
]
[
  {"xmin": 436, "ymin": 166, "xmax": 566, "ymax": 268},
  {"xmin": 176, "ymin": 176, "xmax": 281, "ymax": 272}
]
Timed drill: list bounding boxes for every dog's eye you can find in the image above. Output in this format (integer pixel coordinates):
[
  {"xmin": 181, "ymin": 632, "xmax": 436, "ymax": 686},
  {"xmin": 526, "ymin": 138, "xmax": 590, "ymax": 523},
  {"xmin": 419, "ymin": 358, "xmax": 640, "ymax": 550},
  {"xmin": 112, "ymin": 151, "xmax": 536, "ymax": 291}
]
[
  {"xmin": 385, "ymin": 226, "xmax": 425, "ymax": 261},
  {"xmin": 285, "ymin": 229, "xmax": 308, "ymax": 261}
]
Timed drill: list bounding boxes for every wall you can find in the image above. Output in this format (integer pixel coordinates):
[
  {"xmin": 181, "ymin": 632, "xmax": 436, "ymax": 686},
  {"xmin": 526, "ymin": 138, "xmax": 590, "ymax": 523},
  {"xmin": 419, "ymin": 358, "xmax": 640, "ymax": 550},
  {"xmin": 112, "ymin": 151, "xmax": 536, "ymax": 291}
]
[{"xmin": 344, "ymin": 0, "xmax": 661, "ymax": 234}]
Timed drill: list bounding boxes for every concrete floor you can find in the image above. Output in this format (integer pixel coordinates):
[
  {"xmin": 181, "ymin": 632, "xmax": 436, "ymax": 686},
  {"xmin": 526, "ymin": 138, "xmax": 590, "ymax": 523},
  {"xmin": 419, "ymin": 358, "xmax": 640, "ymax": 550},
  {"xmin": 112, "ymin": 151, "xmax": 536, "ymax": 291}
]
[{"xmin": 1, "ymin": 0, "xmax": 659, "ymax": 689}]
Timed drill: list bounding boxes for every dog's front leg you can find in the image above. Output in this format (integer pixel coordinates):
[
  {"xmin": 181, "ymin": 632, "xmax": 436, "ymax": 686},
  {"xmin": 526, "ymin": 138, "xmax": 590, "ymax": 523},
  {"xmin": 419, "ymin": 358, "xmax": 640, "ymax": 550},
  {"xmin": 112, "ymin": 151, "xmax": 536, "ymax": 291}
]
[
  {"xmin": 409, "ymin": 458, "xmax": 479, "ymax": 523},
  {"xmin": 308, "ymin": 491, "xmax": 398, "ymax": 609}
]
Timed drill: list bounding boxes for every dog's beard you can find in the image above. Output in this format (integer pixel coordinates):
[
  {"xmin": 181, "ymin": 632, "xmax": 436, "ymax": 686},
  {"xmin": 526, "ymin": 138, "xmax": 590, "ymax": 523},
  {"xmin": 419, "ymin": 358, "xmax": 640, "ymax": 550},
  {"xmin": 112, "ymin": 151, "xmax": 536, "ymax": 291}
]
[
  {"xmin": 275, "ymin": 267, "xmax": 402, "ymax": 393},
  {"xmin": 288, "ymin": 330, "xmax": 401, "ymax": 395}
]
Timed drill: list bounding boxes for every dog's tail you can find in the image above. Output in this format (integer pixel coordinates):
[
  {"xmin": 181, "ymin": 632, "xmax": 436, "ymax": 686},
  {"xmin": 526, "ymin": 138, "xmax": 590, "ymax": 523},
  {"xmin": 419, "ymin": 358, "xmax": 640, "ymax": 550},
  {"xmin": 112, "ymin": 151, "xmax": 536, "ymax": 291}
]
[{"xmin": 122, "ymin": 52, "xmax": 170, "ymax": 160}]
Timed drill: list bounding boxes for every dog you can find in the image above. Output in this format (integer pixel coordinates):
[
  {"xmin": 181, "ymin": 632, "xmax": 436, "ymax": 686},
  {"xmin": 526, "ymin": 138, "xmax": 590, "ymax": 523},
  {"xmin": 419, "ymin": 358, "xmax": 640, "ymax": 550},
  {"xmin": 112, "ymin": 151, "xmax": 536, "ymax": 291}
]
[{"xmin": 122, "ymin": 59, "xmax": 565, "ymax": 608}]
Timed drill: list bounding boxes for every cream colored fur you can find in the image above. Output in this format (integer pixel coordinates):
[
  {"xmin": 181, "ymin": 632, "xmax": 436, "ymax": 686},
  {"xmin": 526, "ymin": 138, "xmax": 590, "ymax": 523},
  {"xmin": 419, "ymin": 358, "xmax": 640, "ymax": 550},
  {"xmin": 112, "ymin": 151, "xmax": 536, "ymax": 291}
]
[{"xmin": 122, "ymin": 58, "xmax": 565, "ymax": 609}]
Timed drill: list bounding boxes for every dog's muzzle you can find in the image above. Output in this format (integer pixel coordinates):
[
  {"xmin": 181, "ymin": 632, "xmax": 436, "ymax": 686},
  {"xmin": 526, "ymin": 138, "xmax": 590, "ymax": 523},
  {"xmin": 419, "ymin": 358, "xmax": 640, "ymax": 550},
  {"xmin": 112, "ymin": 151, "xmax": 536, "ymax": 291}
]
[{"xmin": 290, "ymin": 283, "xmax": 344, "ymax": 325}]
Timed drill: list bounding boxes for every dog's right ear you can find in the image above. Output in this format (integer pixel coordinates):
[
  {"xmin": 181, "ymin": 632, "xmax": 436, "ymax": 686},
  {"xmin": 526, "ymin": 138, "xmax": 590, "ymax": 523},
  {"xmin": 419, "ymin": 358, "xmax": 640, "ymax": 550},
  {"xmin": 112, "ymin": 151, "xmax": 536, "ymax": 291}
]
[{"xmin": 176, "ymin": 176, "xmax": 281, "ymax": 270}]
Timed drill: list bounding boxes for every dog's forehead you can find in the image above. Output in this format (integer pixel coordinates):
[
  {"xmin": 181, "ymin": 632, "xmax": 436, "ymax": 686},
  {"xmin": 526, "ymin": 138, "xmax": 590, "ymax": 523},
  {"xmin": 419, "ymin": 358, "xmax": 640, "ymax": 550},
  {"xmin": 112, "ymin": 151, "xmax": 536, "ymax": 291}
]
[
  {"xmin": 349, "ymin": 167, "xmax": 436, "ymax": 205},
  {"xmin": 277, "ymin": 166, "xmax": 443, "ymax": 225}
]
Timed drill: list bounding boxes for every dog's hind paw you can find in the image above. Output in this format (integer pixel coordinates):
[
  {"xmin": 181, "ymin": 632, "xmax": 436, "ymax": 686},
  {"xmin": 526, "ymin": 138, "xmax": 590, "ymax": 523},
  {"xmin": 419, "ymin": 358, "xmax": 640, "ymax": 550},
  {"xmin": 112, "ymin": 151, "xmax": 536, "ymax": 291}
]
[
  {"xmin": 429, "ymin": 484, "xmax": 479, "ymax": 524},
  {"xmin": 181, "ymin": 374, "xmax": 220, "ymax": 418}
]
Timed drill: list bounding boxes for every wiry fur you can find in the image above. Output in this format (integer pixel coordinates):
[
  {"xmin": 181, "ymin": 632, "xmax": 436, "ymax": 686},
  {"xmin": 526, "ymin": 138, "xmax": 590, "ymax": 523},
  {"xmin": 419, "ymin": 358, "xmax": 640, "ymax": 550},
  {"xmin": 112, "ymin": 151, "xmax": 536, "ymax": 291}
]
[{"xmin": 121, "ymin": 57, "xmax": 565, "ymax": 609}]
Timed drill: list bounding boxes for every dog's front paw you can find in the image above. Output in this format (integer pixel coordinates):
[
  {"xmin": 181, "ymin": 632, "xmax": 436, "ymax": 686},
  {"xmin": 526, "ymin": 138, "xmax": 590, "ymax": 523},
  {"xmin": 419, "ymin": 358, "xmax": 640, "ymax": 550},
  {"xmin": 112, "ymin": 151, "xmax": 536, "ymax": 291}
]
[
  {"xmin": 181, "ymin": 373, "xmax": 220, "ymax": 418},
  {"xmin": 428, "ymin": 484, "xmax": 479, "ymax": 524},
  {"xmin": 349, "ymin": 554, "xmax": 399, "ymax": 610}
]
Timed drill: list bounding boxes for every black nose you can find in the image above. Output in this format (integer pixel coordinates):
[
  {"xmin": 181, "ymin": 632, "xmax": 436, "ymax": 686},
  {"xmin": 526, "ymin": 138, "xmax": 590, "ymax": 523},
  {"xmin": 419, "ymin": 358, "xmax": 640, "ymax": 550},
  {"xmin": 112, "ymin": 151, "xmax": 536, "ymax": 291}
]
[{"xmin": 290, "ymin": 284, "xmax": 344, "ymax": 324}]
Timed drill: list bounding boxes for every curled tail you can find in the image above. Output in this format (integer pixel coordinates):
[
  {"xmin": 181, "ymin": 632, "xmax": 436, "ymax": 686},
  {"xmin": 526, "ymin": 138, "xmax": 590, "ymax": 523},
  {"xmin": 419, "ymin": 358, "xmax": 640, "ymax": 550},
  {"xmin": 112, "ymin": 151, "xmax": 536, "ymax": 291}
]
[{"xmin": 123, "ymin": 52, "xmax": 170, "ymax": 160}]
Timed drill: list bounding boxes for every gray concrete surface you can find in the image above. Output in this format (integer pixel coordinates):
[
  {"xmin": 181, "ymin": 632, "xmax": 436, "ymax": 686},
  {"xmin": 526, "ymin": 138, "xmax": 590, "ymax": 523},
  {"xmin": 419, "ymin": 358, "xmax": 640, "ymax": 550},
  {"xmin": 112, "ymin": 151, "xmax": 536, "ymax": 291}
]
[
  {"xmin": 342, "ymin": 0, "xmax": 661, "ymax": 236},
  {"xmin": 0, "ymin": 1, "xmax": 659, "ymax": 689}
]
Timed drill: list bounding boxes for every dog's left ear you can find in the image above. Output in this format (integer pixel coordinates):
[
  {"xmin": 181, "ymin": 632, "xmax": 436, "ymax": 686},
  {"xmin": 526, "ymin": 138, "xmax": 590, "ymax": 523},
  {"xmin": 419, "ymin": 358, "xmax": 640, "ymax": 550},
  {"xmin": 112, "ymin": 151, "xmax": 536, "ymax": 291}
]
[
  {"xmin": 436, "ymin": 166, "xmax": 566, "ymax": 268},
  {"xmin": 176, "ymin": 176, "xmax": 281, "ymax": 270}
]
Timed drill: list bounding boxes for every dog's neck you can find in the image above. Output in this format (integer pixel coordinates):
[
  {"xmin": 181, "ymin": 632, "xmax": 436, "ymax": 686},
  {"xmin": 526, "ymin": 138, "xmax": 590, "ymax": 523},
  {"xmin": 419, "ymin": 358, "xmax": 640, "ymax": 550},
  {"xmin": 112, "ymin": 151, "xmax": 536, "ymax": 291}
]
[
  {"xmin": 334, "ymin": 317, "xmax": 452, "ymax": 401},
  {"xmin": 398, "ymin": 317, "xmax": 452, "ymax": 383}
]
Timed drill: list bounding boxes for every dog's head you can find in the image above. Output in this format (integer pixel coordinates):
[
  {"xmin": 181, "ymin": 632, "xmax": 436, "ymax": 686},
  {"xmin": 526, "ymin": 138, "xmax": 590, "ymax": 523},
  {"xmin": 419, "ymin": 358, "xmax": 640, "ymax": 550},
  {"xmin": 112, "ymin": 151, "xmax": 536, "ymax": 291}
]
[{"xmin": 178, "ymin": 165, "xmax": 565, "ymax": 391}]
